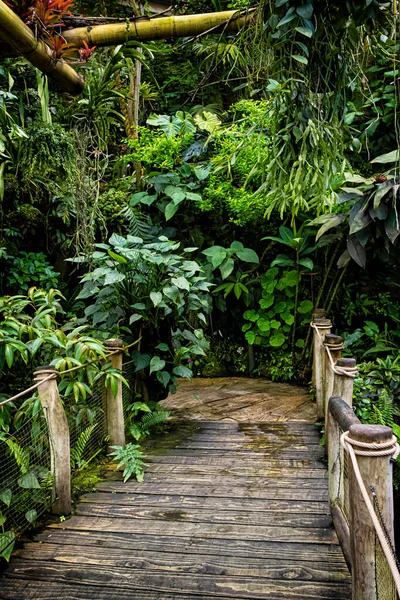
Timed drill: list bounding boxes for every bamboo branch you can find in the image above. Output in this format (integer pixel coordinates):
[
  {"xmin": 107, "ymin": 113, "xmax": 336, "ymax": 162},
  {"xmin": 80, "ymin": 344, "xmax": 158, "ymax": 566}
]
[
  {"xmin": 0, "ymin": 0, "xmax": 84, "ymax": 95},
  {"xmin": 63, "ymin": 10, "xmax": 254, "ymax": 48}
]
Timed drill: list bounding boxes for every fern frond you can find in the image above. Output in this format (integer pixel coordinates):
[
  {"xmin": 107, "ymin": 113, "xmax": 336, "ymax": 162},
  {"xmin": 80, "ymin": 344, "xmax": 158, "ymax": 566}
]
[
  {"xmin": 70, "ymin": 424, "xmax": 98, "ymax": 468},
  {"xmin": 119, "ymin": 206, "xmax": 152, "ymax": 240},
  {"xmin": 140, "ymin": 409, "xmax": 170, "ymax": 430},
  {"xmin": 374, "ymin": 389, "xmax": 394, "ymax": 426},
  {"xmin": 5, "ymin": 439, "xmax": 30, "ymax": 474}
]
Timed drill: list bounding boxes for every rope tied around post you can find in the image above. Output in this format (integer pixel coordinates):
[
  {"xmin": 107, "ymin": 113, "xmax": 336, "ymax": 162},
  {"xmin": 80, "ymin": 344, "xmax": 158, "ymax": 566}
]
[
  {"xmin": 341, "ymin": 430, "xmax": 400, "ymax": 594},
  {"xmin": 311, "ymin": 322, "xmax": 358, "ymax": 378}
]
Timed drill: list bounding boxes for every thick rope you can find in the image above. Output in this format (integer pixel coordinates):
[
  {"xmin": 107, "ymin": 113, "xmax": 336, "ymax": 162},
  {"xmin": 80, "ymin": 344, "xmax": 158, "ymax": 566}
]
[
  {"xmin": 311, "ymin": 322, "xmax": 358, "ymax": 378},
  {"xmin": 341, "ymin": 431, "xmax": 400, "ymax": 594}
]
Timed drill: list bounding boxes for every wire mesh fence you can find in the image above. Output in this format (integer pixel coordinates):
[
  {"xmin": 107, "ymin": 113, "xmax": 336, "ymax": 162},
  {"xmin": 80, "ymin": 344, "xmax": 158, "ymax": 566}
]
[
  {"xmin": 0, "ymin": 403, "xmax": 52, "ymax": 558},
  {"xmin": 122, "ymin": 360, "xmax": 135, "ymax": 421},
  {"xmin": 64, "ymin": 378, "xmax": 107, "ymax": 469}
]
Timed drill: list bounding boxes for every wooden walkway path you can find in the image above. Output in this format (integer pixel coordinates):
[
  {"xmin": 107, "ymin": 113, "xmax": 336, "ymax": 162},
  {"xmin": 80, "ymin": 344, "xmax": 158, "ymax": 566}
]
[{"xmin": 1, "ymin": 378, "xmax": 351, "ymax": 599}]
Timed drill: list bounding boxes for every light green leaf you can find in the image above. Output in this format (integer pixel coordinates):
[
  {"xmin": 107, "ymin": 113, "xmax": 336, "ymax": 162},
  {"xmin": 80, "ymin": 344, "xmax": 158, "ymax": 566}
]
[
  {"xmin": 269, "ymin": 332, "xmax": 286, "ymax": 347},
  {"xmin": 165, "ymin": 201, "xmax": 179, "ymax": 221},
  {"xmin": 0, "ymin": 531, "xmax": 15, "ymax": 561},
  {"xmin": 149, "ymin": 356, "xmax": 166, "ymax": 374},
  {"xmin": 156, "ymin": 370, "xmax": 171, "ymax": 387},
  {"xmin": 297, "ymin": 299, "xmax": 314, "ymax": 314},
  {"xmin": 18, "ymin": 471, "xmax": 40, "ymax": 489},
  {"xmin": 104, "ymin": 271, "xmax": 125, "ymax": 286},
  {"xmin": 172, "ymin": 365, "xmax": 193, "ymax": 379},
  {"xmin": 156, "ymin": 343, "xmax": 169, "ymax": 351},
  {"xmin": 150, "ymin": 291, "xmax": 163, "ymax": 306},
  {"xmin": 371, "ymin": 150, "xmax": 399, "ymax": 164},
  {"xmin": 25, "ymin": 509, "xmax": 37, "ymax": 524},
  {"xmin": 171, "ymin": 276, "xmax": 190, "ymax": 291},
  {"xmin": 235, "ymin": 248, "xmax": 259, "ymax": 263},
  {"xmin": 0, "ymin": 489, "xmax": 12, "ymax": 507},
  {"xmin": 220, "ymin": 258, "xmax": 234, "ymax": 280}
]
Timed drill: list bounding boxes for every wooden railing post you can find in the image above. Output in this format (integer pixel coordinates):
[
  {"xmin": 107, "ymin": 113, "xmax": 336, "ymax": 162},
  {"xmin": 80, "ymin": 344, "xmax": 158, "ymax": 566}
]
[
  {"xmin": 104, "ymin": 339, "xmax": 125, "ymax": 449},
  {"xmin": 311, "ymin": 309, "xmax": 327, "ymax": 387},
  {"xmin": 332, "ymin": 358, "xmax": 357, "ymax": 408},
  {"xmin": 34, "ymin": 366, "xmax": 71, "ymax": 516},
  {"xmin": 311, "ymin": 317, "xmax": 332, "ymax": 420},
  {"xmin": 327, "ymin": 396, "xmax": 361, "ymax": 569},
  {"xmin": 348, "ymin": 424, "xmax": 396, "ymax": 600},
  {"xmin": 323, "ymin": 334, "xmax": 343, "ymax": 425}
]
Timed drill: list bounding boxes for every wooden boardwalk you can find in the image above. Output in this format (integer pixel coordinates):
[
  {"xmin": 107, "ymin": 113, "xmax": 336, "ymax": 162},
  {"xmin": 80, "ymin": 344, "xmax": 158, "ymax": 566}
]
[{"xmin": 1, "ymin": 378, "xmax": 351, "ymax": 599}]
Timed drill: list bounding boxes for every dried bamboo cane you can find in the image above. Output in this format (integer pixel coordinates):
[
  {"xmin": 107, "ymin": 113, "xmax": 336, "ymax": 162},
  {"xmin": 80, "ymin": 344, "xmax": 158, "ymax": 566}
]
[
  {"xmin": 63, "ymin": 10, "xmax": 254, "ymax": 48},
  {"xmin": 0, "ymin": 0, "xmax": 84, "ymax": 94}
]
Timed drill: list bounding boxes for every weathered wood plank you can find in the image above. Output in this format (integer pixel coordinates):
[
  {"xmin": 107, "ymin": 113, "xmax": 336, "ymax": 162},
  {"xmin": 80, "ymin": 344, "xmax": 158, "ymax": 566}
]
[
  {"xmin": 5, "ymin": 560, "xmax": 352, "ymax": 599},
  {"xmin": 48, "ymin": 515, "xmax": 338, "ymax": 544},
  {"xmin": 15, "ymin": 543, "xmax": 349, "ymax": 582},
  {"xmin": 131, "ymin": 464, "xmax": 328, "ymax": 478},
  {"xmin": 144, "ymin": 455, "xmax": 326, "ymax": 468},
  {"xmin": 79, "ymin": 492, "xmax": 330, "ymax": 514},
  {"xmin": 75, "ymin": 503, "xmax": 332, "ymax": 527},
  {"xmin": 104, "ymin": 473, "xmax": 329, "ymax": 489},
  {"xmin": 95, "ymin": 481, "xmax": 329, "ymax": 501},
  {"xmin": 34, "ymin": 529, "xmax": 348, "ymax": 561}
]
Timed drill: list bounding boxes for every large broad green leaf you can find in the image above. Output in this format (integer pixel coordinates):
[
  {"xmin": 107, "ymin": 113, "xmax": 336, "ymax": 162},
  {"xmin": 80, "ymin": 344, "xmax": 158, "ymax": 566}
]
[
  {"xmin": 109, "ymin": 233, "xmax": 128, "ymax": 247},
  {"xmin": 194, "ymin": 165, "xmax": 211, "ymax": 181},
  {"xmin": 171, "ymin": 277, "xmax": 190, "ymax": 291},
  {"xmin": 371, "ymin": 150, "xmax": 399, "ymax": 163},
  {"xmin": 219, "ymin": 258, "xmax": 234, "ymax": 280},
  {"xmin": 164, "ymin": 185, "xmax": 186, "ymax": 204},
  {"xmin": 172, "ymin": 365, "xmax": 193, "ymax": 379},
  {"xmin": 104, "ymin": 271, "xmax": 125, "ymax": 286},
  {"xmin": 25, "ymin": 509, "xmax": 37, "ymax": 524},
  {"xmin": 150, "ymin": 291, "xmax": 163, "ymax": 307},
  {"xmin": 296, "ymin": 3, "xmax": 313, "ymax": 19},
  {"xmin": 347, "ymin": 235, "xmax": 366, "ymax": 268},
  {"xmin": 0, "ymin": 531, "xmax": 15, "ymax": 561},
  {"xmin": 235, "ymin": 248, "xmax": 259, "ymax": 263},
  {"xmin": 297, "ymin": 299, "xmax": 313, "ymax": 314},
  {"xmin": 269, "ymin": 332, "xmax": 286, "ymax": 347},
  {"xmin": 18, "ymin": 471, "xmax": 40, "ymax": 489},
  {"xmin": 132, "ymin": 351, "xmax": 151, "ymax": 372},
  {"xmin": 164, "ymin": 201, "xmax": 179, "ymax": 221},
  {"xmin": 0, "ymin": 489, "xmax": 12, "ymax": 507},
  {"xmin": 316, "ymin": 214, "xmax": 345, "ymax": 241},
  {"xmin": 202, "ymin": 246, "xmax": 227, "ymax": 268},
  {"xmin": 156, "ymin": 371, "xmax": 171, "ymax": 387},
  {"xmin": 243, "ymin": 310, "xmax": 259, "ymax": 322},
  {"xmin": 245, "ymin": 330, "xmax": 256, "ymax": 345},
  {"xmin": 149, "ymin": 356, "xmax": 166, "ymax": 374}
]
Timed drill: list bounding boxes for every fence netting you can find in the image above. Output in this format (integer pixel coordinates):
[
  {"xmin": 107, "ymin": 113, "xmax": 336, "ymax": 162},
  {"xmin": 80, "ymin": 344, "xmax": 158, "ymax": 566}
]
[
  {"xmin": 122, "ymin": 360, "xmax": 135, "ymax": 421},
  {"xmin": 64, "ymin": 377, "xmax": 107, "ymax": 469},
  {"xmin": 0, "ymin": 402, "xmax": 52, "ymax": 557}
]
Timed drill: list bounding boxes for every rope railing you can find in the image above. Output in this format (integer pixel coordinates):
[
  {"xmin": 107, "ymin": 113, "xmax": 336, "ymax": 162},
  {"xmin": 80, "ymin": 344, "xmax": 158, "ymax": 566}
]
[
  {"xmin": 0, "ymin": 338, "xmax": 133, "ymax": 560},
  {"xmin": 312, "ymin": 310, "xmax": 399, "ymax": 600}
]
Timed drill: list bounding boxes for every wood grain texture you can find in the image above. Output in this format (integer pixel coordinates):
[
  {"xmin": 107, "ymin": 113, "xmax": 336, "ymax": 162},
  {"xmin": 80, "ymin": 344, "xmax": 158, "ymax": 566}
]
[{"xmin": 2, "ymin": 378, "xmax": 350, "ymax": 599}]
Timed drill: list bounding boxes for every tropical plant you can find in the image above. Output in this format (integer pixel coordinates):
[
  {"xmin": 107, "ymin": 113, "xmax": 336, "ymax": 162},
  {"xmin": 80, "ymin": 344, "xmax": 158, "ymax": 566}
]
[{"xmin": 109, "ymin": 443, "xmax": 147, "ymax": 482}]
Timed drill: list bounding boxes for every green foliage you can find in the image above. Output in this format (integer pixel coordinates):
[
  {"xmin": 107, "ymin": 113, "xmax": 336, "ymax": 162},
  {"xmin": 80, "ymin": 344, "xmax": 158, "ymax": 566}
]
[
  {"xmin": 109, "ymin": 443, "xmax": 147, "ymax": 482},
  {"xmin": 70, "ymin": 424, "xmax": 98, "ymax": 469},
  {"xmin": 4, "ymin": 252, "xmax": 60, "ymax": 294}
]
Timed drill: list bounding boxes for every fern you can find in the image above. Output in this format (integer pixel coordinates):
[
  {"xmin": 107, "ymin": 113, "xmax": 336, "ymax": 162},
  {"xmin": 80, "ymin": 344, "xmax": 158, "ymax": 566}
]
[
  {"xmin": 369, "ymin": 389, "xmax": 394, "ymax": 426},
  {"xmin": 70, "ymin": 424, "xmax": 98, "ymax": 469},
  {"xmin": 109, "ymin": 443, "xmax": 147, "ymax": 482},
  {"xmin": 118, "ymin": 206, "xmax": 152, "ymax": 240},
  {"xmin": 4, "ymin": 439, "xmax": 30, "ymax": 475},
  {"xmin": 140, "ymin": 409, "xmax": 170, "ymax": 431}
]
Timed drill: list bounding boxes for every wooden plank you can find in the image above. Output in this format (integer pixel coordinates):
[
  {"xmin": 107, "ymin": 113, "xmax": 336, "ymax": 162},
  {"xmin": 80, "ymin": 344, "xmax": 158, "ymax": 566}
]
[
  {"xmin": 94, "ymin": 481, "xmax": 329, "ymax": 501},
  {"xmin": 79, "ymin": 492, "xmax": 331, "ymax": 514},
  {"xmin": 15, "ymin": 543, "xmax": 350, "ymax": 582},
  {"xmin": 4, "ymin": 560, "xmax": 351, "ymax": 599},
  {"xmin": 34, "ymin": 529, "xmax": 348, "ymax": 562},
  {"xmin": 75, "ymin": 504, "xmax": 332, "ymax": 528},
  {"xmin": 105, "ymin": 463, "xmax": 328, "ymax": 478},
  {"xmin": 144, "ymin": 442, "xmax": 324, "ymax": 451},
  {"xmin": 0, "ymin": 579, "xmax": 274, "ymax": 600},
  {"xmin": 47, "ymin": 515, "xmax": 338, "ymax": 544},
  {"xmin": 141, "ymin": 449, "xmax": 326, "ymax": 458},
  {"xmin": 143, "ymin": 455, "xmax": 326, "ymax": 468},
  {"xmin": 104, "ymin": 473, "xmax": 329, "ymax": 489}
]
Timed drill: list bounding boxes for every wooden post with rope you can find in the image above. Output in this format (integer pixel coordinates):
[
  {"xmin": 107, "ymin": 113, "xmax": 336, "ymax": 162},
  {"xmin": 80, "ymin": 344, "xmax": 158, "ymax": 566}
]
[
  {"xmin": 34, "ymin": 366, "xmax": 71, "ymax": 516},
  {"xmin": 104, "ymin": 339, "xmax": 125, "ymax": 449},
  {"xmin": 347, "ymin": 424, "xmax": 396, "ymax": 600},
  {"xmin": 323, "ymin": 333, "xmax": 343, "ymax": 424},
  {"xmin": 311, "ymin": 316, "xmax": 332, "ymax": 420}
]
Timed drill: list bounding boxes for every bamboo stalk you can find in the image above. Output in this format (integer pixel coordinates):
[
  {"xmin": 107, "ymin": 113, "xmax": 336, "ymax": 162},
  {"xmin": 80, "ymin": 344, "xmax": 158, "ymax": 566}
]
[
  {"xmin": 0, "ymin": 0, "xmax": 84, "ymax": 95},
  {"xmin": 63, "ymin": 10, "xmax": 254, "ymax": 48}
]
